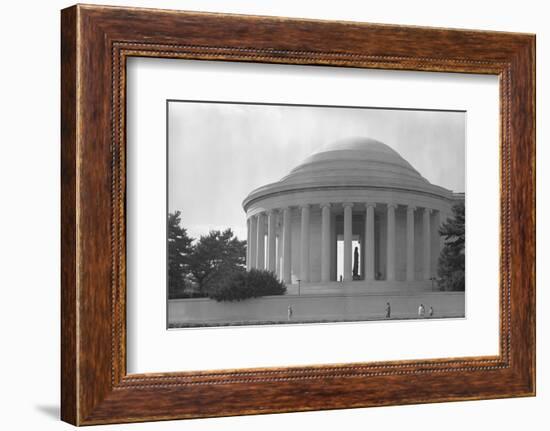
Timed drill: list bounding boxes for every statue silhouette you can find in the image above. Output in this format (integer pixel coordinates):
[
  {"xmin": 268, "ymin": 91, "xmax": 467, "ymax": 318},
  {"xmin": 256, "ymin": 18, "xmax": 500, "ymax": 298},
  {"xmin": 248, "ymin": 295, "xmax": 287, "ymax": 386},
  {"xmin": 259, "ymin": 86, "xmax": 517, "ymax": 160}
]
[{"xmin": 352, "ymin": 246, "xmax": 359, "ymax": 278}]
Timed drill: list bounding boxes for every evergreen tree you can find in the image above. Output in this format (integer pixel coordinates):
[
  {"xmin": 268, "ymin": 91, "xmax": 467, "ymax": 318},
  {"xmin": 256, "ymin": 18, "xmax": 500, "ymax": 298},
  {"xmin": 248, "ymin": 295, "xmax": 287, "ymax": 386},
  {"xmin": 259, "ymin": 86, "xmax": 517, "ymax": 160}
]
[
  {"xmin": 437, "ymin": 202, "xmax": 465, "ymax": 291},
  {"xmin": 188, "ymin": 229, "xmax": 246, "ymax": 295},
  {"xmin": 167, "ymin": 211, "xmax": 194, "ymax": 298}
]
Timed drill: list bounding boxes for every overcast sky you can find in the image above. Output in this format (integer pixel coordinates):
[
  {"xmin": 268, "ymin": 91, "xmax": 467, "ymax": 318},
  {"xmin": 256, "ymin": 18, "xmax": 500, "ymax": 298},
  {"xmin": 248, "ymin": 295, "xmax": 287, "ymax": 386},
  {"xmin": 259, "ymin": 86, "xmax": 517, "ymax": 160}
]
[{"xmin": 168, "ymin": 102, "xmax": 465, "ymax": 242}]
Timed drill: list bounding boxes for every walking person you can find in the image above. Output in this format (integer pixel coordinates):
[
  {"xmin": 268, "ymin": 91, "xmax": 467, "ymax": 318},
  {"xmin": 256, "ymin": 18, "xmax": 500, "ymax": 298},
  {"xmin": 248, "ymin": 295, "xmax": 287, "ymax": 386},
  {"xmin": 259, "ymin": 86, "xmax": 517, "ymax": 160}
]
[
  {"xmin": 385, "ymin": 302, "xmax": 391, "ymax": 319},
  {"xmin": 287, "ymin": 305, "xmax": 293, "ymax": 321},
  {"xmin": 418, "ymin": 303, "xmax": 425, "ymax": 318},
  {"xmin": 429, "ymin": 306, "xmax": 434, "ymax": 317}
]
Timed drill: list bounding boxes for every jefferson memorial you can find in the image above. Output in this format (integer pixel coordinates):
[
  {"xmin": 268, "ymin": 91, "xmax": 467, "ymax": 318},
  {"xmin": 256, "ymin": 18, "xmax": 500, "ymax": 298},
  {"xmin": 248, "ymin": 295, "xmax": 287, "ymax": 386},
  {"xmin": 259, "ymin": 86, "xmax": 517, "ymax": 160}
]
[{"xmin": 242, "ymin": 138, "xmax": 464, "ymax": 291}]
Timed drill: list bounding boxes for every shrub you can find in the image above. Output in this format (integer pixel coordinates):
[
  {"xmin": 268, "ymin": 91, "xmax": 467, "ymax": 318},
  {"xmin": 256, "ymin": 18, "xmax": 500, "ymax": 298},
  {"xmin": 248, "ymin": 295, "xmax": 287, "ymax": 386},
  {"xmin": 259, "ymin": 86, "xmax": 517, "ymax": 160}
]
[
  {"xmin": 438, "ymin": 270, "xmax": 465, "ymax": 291},
  {"xmin": 209, "ymin": 269, "xmax": 286, "ymax": 302}
]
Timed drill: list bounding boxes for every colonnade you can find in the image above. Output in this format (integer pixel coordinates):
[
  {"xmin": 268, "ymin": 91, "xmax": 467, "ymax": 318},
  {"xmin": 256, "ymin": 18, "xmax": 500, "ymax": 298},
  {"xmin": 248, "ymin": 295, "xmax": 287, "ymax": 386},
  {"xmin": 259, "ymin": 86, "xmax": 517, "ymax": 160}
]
[{"xmin": 246, "ymin": 202, "xmax": 442, "ymax": 285}]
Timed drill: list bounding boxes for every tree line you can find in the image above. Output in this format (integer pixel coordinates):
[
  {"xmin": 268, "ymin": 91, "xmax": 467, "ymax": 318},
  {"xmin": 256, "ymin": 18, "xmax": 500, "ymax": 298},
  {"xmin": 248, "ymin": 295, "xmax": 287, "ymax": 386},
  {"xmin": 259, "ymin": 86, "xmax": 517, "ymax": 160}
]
[
  {"xmin": 168, "ymin": 211, "xmax": 245, "ymax": 298},
  {"xmin": 168, "ymin": 211, "xmax": 285, "ymax": 300}
]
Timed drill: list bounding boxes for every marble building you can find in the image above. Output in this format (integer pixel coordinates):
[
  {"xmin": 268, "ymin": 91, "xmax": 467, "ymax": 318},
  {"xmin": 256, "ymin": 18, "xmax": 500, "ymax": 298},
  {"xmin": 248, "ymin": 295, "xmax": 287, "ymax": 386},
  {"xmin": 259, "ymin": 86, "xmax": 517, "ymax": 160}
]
[{"xmin": 242, "ymin": 138, "xmax": 464, "ymax": 290}]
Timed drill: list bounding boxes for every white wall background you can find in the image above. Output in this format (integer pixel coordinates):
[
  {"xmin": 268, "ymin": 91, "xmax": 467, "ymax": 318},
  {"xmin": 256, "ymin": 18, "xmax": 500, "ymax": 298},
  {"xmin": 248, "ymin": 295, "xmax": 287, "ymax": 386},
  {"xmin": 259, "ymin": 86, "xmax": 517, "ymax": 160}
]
[{"xmin": 0, "ymin": 0, "xmax": 546, "ymax": 429}]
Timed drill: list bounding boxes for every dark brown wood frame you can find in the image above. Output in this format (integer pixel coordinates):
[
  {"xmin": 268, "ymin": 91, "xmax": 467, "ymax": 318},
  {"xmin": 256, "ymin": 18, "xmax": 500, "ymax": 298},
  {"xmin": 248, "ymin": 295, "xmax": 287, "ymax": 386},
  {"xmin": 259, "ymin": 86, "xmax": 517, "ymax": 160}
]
[{"xmin": 61, "ymin": 4, "xmax": 536, "ymax": 426}]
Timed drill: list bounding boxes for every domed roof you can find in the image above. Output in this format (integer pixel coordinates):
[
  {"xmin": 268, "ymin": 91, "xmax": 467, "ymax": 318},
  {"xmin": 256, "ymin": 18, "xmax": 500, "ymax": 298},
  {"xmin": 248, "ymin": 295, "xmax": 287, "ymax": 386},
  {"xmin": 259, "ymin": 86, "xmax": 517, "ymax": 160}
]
[
  {"xmin": 281, "ymin": 137, "xmax": 425, "ymax": 186},
  {"xmin": 243, "ymin": 137, "xmax": 452, "ymax": 209}
]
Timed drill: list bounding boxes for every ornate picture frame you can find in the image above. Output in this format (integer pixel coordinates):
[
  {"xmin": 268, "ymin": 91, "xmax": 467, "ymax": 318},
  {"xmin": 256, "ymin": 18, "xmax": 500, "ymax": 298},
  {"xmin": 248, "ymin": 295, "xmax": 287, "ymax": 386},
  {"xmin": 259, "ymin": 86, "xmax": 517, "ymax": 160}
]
[{"xmin": 61, "ymin": 4, "xmax": 535, "ymax": 425}]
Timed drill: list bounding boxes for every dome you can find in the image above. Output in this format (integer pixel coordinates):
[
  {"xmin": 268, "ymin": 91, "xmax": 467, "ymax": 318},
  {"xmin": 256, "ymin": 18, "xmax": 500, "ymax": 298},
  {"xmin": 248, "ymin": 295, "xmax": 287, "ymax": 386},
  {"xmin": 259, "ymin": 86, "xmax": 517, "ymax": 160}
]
[
  {"xmin": 281, "ymin": 137, "xmax": 427, "ymax": 187},
  {"xmin": 243, "ymin": 137, "xmax": 452, "ymax": 210}
]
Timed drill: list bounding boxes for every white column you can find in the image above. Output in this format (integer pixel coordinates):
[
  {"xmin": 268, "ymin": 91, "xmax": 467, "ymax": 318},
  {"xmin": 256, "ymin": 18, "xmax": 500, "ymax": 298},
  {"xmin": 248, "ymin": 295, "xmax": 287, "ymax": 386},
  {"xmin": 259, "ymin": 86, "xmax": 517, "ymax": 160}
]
[
  {"xmin": 249, "ymin": 215, "xmax": 257, "ymax": 269},
  {"xmin": 364, "ymin": 203, "xmax": 375, "ymax": 281},
  {"xmin": 386, "ymin": 204, "xmax": 396, "ymax": 281},
  {"xmin": 266, "ymin": 210, "xmax": 277, "ymax": 273},
  {"xmin": 276, "ymin": 233, "xmax": 282, "ymax": 280},
  {"xmin": 256, "ymin": 212, "xmax": 266, "ymax": 270},
  {"xmin": 406, "ymin": 206, "xmax": 416, "ymax": 281},
  {"xmin": 343, "ymin": 203, "xmax": 353, "ymax": 281},
  {"xmin": 282, "ymin": 207, "xmax": 292, "ymax": 284},
  {"xmin": 423, "ymin": 208, "xmax": 432, "ymax": 280},
  {"xmin": 300, "ymin": 205, "xmax": 310, "ymax": 282},
  {"xmin": 321, "ymin": 203, "xmax": 331, "ymax": 282},
  {"xmin": 246, "ymin": 218, "xmax": 251, "ymax": 270}
]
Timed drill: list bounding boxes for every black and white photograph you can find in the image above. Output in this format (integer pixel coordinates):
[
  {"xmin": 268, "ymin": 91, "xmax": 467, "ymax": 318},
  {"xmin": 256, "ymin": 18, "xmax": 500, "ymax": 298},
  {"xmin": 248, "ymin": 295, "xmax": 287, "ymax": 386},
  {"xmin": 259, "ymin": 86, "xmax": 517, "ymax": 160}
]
[{"xmin": 167, "ymin": 101, "xmax": 466, "ymax": 328}]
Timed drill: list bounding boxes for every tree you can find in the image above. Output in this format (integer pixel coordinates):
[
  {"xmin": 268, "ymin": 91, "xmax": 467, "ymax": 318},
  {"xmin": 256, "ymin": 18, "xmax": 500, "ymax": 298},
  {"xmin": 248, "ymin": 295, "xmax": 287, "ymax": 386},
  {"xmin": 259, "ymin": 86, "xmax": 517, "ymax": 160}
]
[
  {"xmin": 167, "ymin": 211, "xmax": 194, "ymax": 299},
  {"xmin": 437, "ymin": 202, "xmax": 465, "ymax": 291},
  {"xmin": 188, "ymin": 228, "xmax": 246, "ymax": 295}
]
